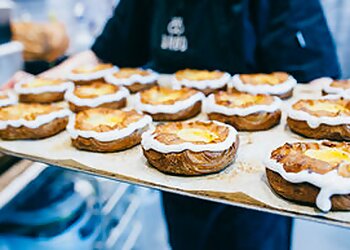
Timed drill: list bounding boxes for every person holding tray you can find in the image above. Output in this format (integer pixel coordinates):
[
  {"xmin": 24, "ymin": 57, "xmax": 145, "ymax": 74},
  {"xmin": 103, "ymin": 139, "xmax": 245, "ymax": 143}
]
[{"xmin": 5, "ymin": 0, "xmax": 340, "ymax": 249}]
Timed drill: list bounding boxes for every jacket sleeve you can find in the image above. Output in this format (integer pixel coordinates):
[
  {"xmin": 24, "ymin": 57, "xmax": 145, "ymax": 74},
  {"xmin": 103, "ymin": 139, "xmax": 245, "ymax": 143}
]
[
  {"xmin": 91, "ymin": 0, "xmax": 153, "ymax": 67},
  {"xmin": 253, "ymin": 0, "xmax": 341, "ymax": 82}
]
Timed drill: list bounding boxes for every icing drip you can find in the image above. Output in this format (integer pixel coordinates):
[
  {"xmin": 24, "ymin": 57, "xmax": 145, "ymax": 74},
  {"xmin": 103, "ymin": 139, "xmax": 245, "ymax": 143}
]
[{"xmin": 265, "ymin": 158, "xmax": 350, "ymax": 212}]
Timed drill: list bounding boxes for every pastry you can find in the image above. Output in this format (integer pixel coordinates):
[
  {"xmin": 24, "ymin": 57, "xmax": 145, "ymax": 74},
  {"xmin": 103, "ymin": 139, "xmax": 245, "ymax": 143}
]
[
  {"xmin": 322, "ymin": 79, "xmax": 350, "ymax": 96},
  {"xmin": 68, "ymin": 63, "xmax": 118, "ymax": 85},
  {"xmin": 134, "ymin": 86, "xmax": 204, "ymax": 121},
  {"xmin": 287, "ymin": 96, "xmax": 350, "ymax": 140},
  {"xmin": 67, "ymin": 108, "xmax": 152, "ymax": 152},
  {"xmin": 265, "ymin": 141, "xmax": 350, "ymax": 211},
  {"xmin": 172, "ymin": 69, "xmax": 231, "ymax": 95},
  {"xmin": 65, "ymin": 81, "xmax": 129, "ymax": 113},
  {"xmin": 104, "ymin": 68, "xmax": 158, "ymax": 93},
  {"xmin": 15, "ymin": 77, "xmax": 73, "ymax": 103},
  {"xmin": 142, "ymin": 120, "xmax": 238, "ymax": 175},
  {"xmin": 230, "ymin": 72, "xmax": 297, "ymax": 99},
  {"xmin": 0, "ymin": 103, "xmax": 70, "ymax": 140},
  {"xmin": 205, "ymin": 92, "xmax": 282, "ymax": 131},
  {"xmin": 0, "ymin": 91, "xmax": 18, "ymax": 107}
]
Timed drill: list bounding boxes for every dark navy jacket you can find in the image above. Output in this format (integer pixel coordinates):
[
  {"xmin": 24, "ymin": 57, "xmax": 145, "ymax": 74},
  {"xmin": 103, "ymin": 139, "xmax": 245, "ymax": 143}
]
[{"xmin": 92, "ymin": 0, "xmax": 340, "ymax": 82}]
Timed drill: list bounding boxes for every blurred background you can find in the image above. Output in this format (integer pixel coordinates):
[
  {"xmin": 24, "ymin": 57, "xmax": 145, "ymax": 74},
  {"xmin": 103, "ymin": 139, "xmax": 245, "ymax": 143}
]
[{"xmin": 0, "ymin": 0, "xmax": 349, "ymax": 249}]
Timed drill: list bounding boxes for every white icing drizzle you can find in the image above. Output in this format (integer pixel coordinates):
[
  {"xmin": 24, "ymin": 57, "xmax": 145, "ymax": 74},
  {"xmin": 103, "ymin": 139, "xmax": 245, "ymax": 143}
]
[
  {"xmin": 265, "ymin": 158, "xmax": 350, "ymax": 212},
  {"xmin": 141, "ymin": 120, "xmax": 238, "ymax": 153},
  {"xmin": 204, "ymin": 94, "xmax": 282, "ymax": 116},
  {"xmin": 14, "ymin": 77, "xmax": 74, "ymax": 94},
  {"xmin": 230, "ymin": 74, "xmax": 297, "ymax": 95},
  {"xmin": 67, "ymin": 113, "xmax": 152, "ymax": 142},
  {"xmin": 104, "ymin": 70, "xmax": 159, "ymax": 86},
  {"xmin": 64, "ymin": 86, "xmax": 130, "ymax": 108},
  {"xmin": 0, "ymin": 109, "xmax": 71, "ymax": 130},
  {"xmin": 134, "ymin": 92, "xmax": 205, "ymax": 114},
  {"xmin": 171, "ymin": 72, "xmax": 231, "ymax": 90},
  {"xmin": 68, "ymin": 66, "xmax": 119, "ymax": 81},
  {"xmin": 0, "ymin": 91, "xmax": 18, "ymax": 107},
  {"xmin": 287, "ymin": 95, "xmax": 350, "ymax": 129},
  {"xmin": 322, "ymin": 78, "xmax": 350, "ymax": 95}
]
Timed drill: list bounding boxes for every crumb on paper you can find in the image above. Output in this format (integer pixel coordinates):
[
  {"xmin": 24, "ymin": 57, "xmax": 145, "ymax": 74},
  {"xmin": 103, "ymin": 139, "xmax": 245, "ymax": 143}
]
[
  {"xmin": 234, "ymin": 161, "xmax": 262, "ymax": 174},
  {"xmin": 240, "ymin": 132, "xmax": 253, "ymax": 145}
]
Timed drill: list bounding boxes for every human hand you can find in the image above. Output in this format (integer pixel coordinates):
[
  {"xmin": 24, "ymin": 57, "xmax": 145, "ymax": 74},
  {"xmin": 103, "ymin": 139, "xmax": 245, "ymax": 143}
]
[{"xmin": 1, "ymin": 71, "xmax": 33, "ymax": 90}]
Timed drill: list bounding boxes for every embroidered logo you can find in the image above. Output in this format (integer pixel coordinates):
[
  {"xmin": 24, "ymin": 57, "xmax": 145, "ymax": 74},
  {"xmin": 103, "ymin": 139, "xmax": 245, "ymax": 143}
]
[{"xmin": 161, "ymin": 17, "xmax": 188, "ymax": 52}]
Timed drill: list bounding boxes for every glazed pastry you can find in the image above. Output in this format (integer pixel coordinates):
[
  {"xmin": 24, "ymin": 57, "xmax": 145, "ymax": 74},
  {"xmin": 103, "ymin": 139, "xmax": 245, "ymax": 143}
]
[
  {"xmin": 0, "ymin": 103, "xmax": 70, "ymax": 140},
  {"xmin": 134, "ymin": 86, "xmax": 204, "ymax": 121},
  {"xmin": 0, "ymin": 91, "xmax": 18, "ymax": 107},
  {"xmin": 104, "ymin": 68, "xmax": 158, "ymax": 93},
  {"xmin": 287, "ymin": 96, "xmax": 350, "ymax": 140},
  {"xmin": 322, "ymin": 79, "xmax": 350, "ymax": 96},
  {"xmin": 172, "ymin": 69, "xmax": 231, "ymax": 95},
  {"xmin": 266, "ymin": 141, "xmax": 350, "ymax": 212},
  {"xmin": 68, "ymin": 63, "xmax": 118, "ymax": 85},
  {"xmin": 15, "ymin": 77, "xmax": 73, "ymax": 103},
  {"xmin": 65, "ymin": 81, "xmax": 129, "ymax": 113},
  {"xmin": 67, "ymin": 108, "xmax": 152, "ymax": 152},
  {"xmin": 230, "ymin": 72, "xmax": 297, "ymax": 99},
  {"xmin": 205, "ymin": 92, "xmax": 282, "ymax": 131},
  {"xmin": 142, "ymin": 120, "xmax": 239, "ymax": 175}
]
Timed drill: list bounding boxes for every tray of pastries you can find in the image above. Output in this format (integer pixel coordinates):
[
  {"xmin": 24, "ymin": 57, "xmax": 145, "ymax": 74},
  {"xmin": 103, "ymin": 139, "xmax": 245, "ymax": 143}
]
[{"xmin": 1, "ymin": 70, "xmax": 350, "ymax": 228}]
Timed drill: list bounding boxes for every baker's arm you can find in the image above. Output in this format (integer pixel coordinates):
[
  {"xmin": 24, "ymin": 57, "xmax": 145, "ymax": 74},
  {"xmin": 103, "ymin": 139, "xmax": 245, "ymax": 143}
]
[{"xmin": 253, "ymin": 0, "xmax": 341, "ymax": 82}]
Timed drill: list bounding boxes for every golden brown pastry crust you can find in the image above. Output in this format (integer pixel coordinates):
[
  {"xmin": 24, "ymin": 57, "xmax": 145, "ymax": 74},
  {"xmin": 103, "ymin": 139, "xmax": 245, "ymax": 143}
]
[
  {"xmin": 142, "ymin": 121, "xmax": 238, "ymax": 175},
  {"xmin": 72, "ymin": 81, "xmax": 119, "ymax": 98},
  {"xmin": 213, "ymin": 92, "xmax": 275, "ymax": 107},
  {"xmin": 71, "ymin": 64, "xmax": 114, "ymax": 85},
  {"xmin": 139, "ymin": 86, "xmax": 202, "ymax": 121},
  {"xmin": 287, "ymin": 117, "xmax": 350, "ymax": 140},
  {"xmin": 195, "ymin": 86, "xmax": 226, "ymax": 96},
  {"xmin": 73, "ymin": 78, "xmax": 105, "ymax": 86},
  {"xmin": 146, "ymin": 101, "xmax": 201, "ymax": 121},
  {"xmin": 208, "ymin": 110, "xmax": 281, "ymax": 131},
  {"xmin": 74, "ymin": 108, "xmax": 143, "ymax": 132},
  {"xmin": 0, "ymin": 103, "xmax": 62, "ymax": 121},
  {"xmin": 266, "ymin": 168, "xmax": 350, "ymax": 211},
  {"xmin": 71, "ymin": 108, "xmax": 149, "ymax": 152},
  {"xmin": 67, "ymin": 82, "xmax": 127, "ymax": 112},
  {"xmin": 72, "ymin": 126, "xmax": 147, "ymax": 152},
  {"xmin": 110, "ymin": 68, "xmax": 156, "ymax": 93},
  {"xmin": 143, "ymin": 138, "xmax": 238, "ymax": 176},
  {"xmin": 230, "ymin": 87, "xmax": 292, "ymax": 100},
  {"xmin": 266, "ymin": 141, "xmax": 350, "ymax": 210},
  {"xmin": 68, "ymin": 99, "xmax": 126, "ymax": 113},
  {"xmin": 270, "ymin": 141, "xmax": 343, "ymax": 174},
  {"xmin": 175, "ymin": 69, "xmax": 225, "ymax": 81},
  {"xmin": 323, "ymin": 80, "xmax": 350, "ymax": 95},
  {"xmin": 140, "ymin": 86, "xmax": 198, "ymax": 105},
  {"xmin": 174, "ymin": 69, "xmax": 228, "ymax": 95},
  {"xmin": 153, "ymin": 121, "xmax": 229, "ymax": 145},
  {"xmin": 0, "ymin": 116, "xmax": 68, "ymax": 140},
  {"xmin": 125, "ymin": 81, "xmax": 157, "ymax": 93},
  {"xmin": 240, "ymin": 72, "xmax": 289, "ymax": 85},
  {"xmin": 19, "ymin": 92, "xmax": 64, "ymax": 103},
  {"xmin": 207, "ymin": 92, "xmax": 281, "ymax": 130},
  {"xmin": 236, "ymin": 72, "xmax": 292, "ymax": 99},
  {"xmin": 287, "ymin": 98, "xmax": 350, "ymax": 140},
  {"xmin": 72, "ymin": 64, "xmax": 113, "ymax": 74}
]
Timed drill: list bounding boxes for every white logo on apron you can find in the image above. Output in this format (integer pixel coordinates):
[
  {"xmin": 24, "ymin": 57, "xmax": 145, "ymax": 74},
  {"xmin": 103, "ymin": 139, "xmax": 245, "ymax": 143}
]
[{"xmin": 161, "ymin": 17, "xmax": 188, "ymax": 52}]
